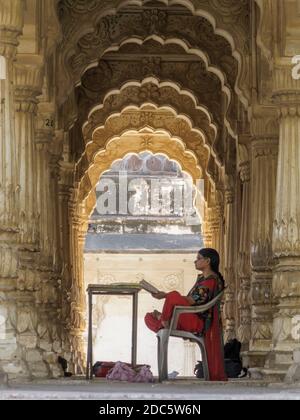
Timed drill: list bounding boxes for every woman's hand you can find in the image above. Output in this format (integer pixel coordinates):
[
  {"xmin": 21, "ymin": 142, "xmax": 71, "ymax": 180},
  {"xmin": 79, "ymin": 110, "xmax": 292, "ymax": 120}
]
[
  {"xmin": 151, "ymin": 291, "xmax": 167, "ymax": 300},
  {"xmin": 186, "ymin": 296, "xmax": 196, "ymax": 305}
]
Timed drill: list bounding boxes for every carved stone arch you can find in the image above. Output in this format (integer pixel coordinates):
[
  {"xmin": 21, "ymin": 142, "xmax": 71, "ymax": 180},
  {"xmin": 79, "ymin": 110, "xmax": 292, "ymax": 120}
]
[
  {"xmin": 72, "ymin": 45, "xmax": 234, "ymax": 165},
  {"xmin": 76, "ymin": 130, "xmax": 207, "ymax": 218},
  {"xmin": 82, "ymin": 77, "xmax": 218, "ymax": 150},
  {"xmin": 74, "ymin": 80, "xmax": 229, "ymax": 181},
  {"xmin": 76, "ymin": 104, "xmax": 216, "ymax": 185},
  {"xmin": 76, "ymin": 35, "xmax": 238, "ymax": 139},
  {"xmin": 75, "ymin": 33, "xmax": 233, "ymax": 96},
  {"xmin": 56, "ymin": 0, "xmax": 250, "ymax": 107},
  {"xmin": 76, "ymin": 44, "xmax": 223, "ymax": 116}
]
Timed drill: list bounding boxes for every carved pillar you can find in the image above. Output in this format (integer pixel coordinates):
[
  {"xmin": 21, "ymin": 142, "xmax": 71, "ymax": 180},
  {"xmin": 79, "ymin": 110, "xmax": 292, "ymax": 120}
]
[
  {"xmin": 48, "ymin": 154, "xmax": 61, "ymax": 273},
  {"xmin": 59, "ymin": 161, "xmax": 87, "ymax": 373},
  {"xmin": 237, "ymin": 162, "xmax": 251, "ymax": 348},
  {"xmin": 0, "ymin": 0, "xmax": 23, "ymax": 232},
  {"xmin": 0, "ymin": 1, "xmax": 23, "ymax": 281},
  {"xmin": 0, "ymin": 0, "xmax": 26, "ymax": 378},
  {"xmin": 248, "ymin": 110, "xmax": 278, "ymax": 367},
  {"xmin": 57, "ymin": 161, "xmax": 74, "ymax": 359},
  {"xmin": 223, "ymin": 179, "xmax": 236, "ymax": 342},
  {"xmin": 272, "ymin": 89, "xmax": 300, "ymax": 371},
  {"xmin": 14, "ymin": 59, "xmax": 43, "ymax": 246},
  {"xmin": 12, "ymin": 60, "xmax": 64, "ymax": 378},
  {"xmin": 202, "ymin": 207, "xmax": 213, "ymax": 248},
  {"xmin": 68, "ymin": 199, "xmax": 87, "ymax": 373},
  {"xmin": 216, "ymin": 190, "xmax": 225, "ymax": 274},
  {"xmin": 210, "ymin": 205, "xmax": 220, "ymax": 251},
  {"xmin": 35, "ymin": 107, "xmax": 56, "ymax": 268}
]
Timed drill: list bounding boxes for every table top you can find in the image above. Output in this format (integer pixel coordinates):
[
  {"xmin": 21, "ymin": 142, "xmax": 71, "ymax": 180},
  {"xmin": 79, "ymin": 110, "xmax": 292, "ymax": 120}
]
[{"xmin": 87, "ymin": 283, "xmax": 141, "ymax": 294}]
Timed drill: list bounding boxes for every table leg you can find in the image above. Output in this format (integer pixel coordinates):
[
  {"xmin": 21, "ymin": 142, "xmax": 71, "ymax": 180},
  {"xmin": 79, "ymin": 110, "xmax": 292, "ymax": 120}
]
[
  {"xmin": 132, "ymin": 292, "xmax": 138, "ymax": 367},
  {"xmin": 86, "ymin": 291, "xmax": 93, "ymax": 380}
]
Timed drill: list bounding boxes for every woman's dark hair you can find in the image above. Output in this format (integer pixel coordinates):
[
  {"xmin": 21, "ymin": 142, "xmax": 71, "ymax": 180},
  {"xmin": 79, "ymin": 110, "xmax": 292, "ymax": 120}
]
[{"xmin": 199, "ymin": 248, "xmax": 225, "ymax": 288}]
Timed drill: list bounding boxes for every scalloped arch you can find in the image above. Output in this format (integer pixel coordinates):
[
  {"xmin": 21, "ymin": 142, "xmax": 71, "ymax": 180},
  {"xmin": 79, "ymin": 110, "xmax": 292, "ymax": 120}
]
[
  {"xmin": 77, "ymin": 131, "xmax": 204, "ymax": 217},
  {"xmin": 76, "ymin": 104, "xmax": 216, "ymax": 184},
  {"xmin": 78, "ymin": 36, "xmax": 237, "ymax": 138},
  {"xmin": 77, "ymin": 82, "xmax": 224, "ymax": 182},
  {"xmin": 58, "ymin": 0, "xmax": 249, "ymax": 110},
  {"xmin": 82, "ymin": 77, "xmax": 217, "ymax": 143}
]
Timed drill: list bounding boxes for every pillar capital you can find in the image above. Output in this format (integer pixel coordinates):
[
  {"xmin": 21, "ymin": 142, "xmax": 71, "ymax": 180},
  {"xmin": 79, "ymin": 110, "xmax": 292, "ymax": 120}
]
[
  {"xmin": 0, "ymin": 0, "xmax": 24, "ymax": 58},
  {"xmin": 251, "ymin": 138, "xmax": 279, "ymax": 161},
  {"xmin": 225, "ymin": 189, "xmax": 234, "ymax": 205},
  {"xmin": 13, "ymin": 56, "xmax": 44, "ymax": 112},
  {"xmin": 239, "ymin": 161, "xmax": 250, "ymax": 184},
  {"xmin": 271, "ymin": 64, "xmax": 300, "ymax": 117},
  {"xmin": 272, "ymin": 64, "xmax": 300, "ymax": 100},
  {"xmin": 278, "ymin": 102, "xmax": 300, "ymax": 118},
  {"xmin": 249, "ymin": 105, "xmax": 279, "ymax": 141}
]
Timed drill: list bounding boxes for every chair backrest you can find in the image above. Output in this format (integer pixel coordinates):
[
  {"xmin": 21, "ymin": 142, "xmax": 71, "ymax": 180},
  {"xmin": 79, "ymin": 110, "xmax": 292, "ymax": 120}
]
[
  {"xmin": 194, "ymin": 289, "xmax": 224, "ymax": 314},
  {"xmin": 170, "ymin": 289, "xmax": 224, "ymax": 332}
]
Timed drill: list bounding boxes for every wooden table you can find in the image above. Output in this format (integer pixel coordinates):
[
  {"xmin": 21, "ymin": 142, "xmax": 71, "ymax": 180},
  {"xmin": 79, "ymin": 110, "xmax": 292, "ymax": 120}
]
[{"xmin": 86, "ymin": 284, "xmax": 141, "ymax": 380}]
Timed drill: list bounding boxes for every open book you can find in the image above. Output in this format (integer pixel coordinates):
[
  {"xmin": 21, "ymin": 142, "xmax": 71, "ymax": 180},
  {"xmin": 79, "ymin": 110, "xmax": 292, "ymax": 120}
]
[{"xmin": 139, "ymin": 279, "xmax": 160, "ymax": 294}]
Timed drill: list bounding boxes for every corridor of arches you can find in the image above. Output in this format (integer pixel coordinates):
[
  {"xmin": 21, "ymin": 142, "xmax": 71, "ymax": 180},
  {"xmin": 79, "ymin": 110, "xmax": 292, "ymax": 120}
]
[{"xmin": 0, "ymin": 0, "xmax": 300, "ymax": 381}]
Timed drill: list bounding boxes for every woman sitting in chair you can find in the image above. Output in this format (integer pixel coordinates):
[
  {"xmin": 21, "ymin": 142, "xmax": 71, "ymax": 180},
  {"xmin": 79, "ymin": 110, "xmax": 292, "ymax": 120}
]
[{"xmin": 144, "ymin": 248, "xmax": 227, "ymax": 381}]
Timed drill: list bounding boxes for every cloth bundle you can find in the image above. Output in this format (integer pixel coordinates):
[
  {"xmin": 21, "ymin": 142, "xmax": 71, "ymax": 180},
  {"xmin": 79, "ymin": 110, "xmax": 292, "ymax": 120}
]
[{"xmin": 106, "ymin": 361, "xmax": 154, "ymax": 383}]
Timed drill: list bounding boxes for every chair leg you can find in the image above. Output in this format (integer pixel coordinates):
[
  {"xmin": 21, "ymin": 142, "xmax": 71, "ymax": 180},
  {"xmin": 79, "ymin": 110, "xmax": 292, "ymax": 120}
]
[
  {"xmin": 197, "ymin": 342, "xmax": 210, "ymax": 381},
  {"xmin": 157, "ymin": 329, "xmax": 169, "ymax": 382}
]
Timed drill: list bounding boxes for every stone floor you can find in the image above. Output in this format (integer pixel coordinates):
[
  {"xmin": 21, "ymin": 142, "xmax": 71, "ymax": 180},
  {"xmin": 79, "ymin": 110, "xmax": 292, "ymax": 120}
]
[{"xmin": 1, "ymin": 377, "xmax": 300, "ymax": 400}]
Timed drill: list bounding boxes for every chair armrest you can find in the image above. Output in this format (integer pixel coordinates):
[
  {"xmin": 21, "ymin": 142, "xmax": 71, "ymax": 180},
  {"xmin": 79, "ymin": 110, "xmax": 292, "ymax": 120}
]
[{"xmin": 169, "ymin": 290, "xmax": 224, "ymax": 332}]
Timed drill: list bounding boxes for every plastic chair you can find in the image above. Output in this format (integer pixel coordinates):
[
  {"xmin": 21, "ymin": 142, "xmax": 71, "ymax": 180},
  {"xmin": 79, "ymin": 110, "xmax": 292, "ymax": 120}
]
[{"xmin": 156, "ymin": 290, "xmax": 224, "ymax": 382}]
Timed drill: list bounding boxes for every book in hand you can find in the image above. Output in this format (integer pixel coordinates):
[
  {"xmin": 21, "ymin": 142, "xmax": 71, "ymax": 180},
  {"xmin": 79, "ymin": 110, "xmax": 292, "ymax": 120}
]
[{"xmin": 139, "ymin": 279, "xmax": 160, "ymax": 294}]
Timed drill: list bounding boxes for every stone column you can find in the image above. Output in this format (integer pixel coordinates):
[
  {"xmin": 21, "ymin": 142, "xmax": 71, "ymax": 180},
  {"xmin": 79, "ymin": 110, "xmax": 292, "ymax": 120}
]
[
  {"xmin": 272, "ymin": 88, "xmax": 300, "ymax": 373},
  {"xmin": 0, "ymin": 0, "xmax": 23, "ymax": 232},
  {"xmin": 202, "ymin": 207, "xmax": 213, "ymax": 248},
  {"xmin": 53, "ymin": 160, "xmax": 75, "ymax": 364},
  {"xmin": 0, "ymin": 0, "xmax": 25, "ymax": 379},
  {"xmin": 248, "ymin": 109, "xmax": 278, "ymax": 367},
  {"xmin": 216, "ymin": 190, "xmax": 225, "ymax": 274},
  {"xmin": 12, "ymin": 60, "xmax": 64, "ymax": 378},
  {"xmin": 210, "ymin": 205, "xmax": 221, "ymax": 251},
  {"xmin": 67, "ymin": 193, "xmax": 87, "ymax": 374},
  {"xmin": 14, "ymin": 58, "xmax": 43, "ymax": 246},
  {"xmin": 70, "ymin": 213, "xmax": 86, "ymax": 374},
  {"xmin": 57, "ymin": 161, "xmax": 74, "ymax": 361},
  {"xmin": 237, "ymin": 161, "xmax": 251, "ymax": 349},
  {"xmin": 35, "ymin": 110, "xmax": 55, "ymax": 268},
  {"xmin": 223, "ymin": 178, "xmax": 236, "ymax": 342}
]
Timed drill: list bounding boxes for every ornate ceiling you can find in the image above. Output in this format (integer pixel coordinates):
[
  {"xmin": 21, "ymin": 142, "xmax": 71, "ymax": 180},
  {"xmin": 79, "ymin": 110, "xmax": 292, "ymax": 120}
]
[{"xmin": 53, "ymin": 0, "xmax": 252, "ymax": 212}]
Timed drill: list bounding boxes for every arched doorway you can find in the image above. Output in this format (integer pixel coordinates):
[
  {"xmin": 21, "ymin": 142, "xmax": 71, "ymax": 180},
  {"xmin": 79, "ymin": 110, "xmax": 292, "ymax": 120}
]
[
  {"xmin": 84, "ymin": 151, "xmax": 205, "ymax": 375},
  {"xmin": 3, "ymin": 0, "xmax": 300, "ymax": 382}
]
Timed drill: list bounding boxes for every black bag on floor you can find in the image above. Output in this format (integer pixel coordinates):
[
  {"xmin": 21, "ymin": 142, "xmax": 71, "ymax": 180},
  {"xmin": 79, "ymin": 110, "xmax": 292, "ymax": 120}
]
[
  {"xmin": 194, "ymin": 358, "xmax": 243, "ymax": 379},
  {"xmin": 194, "ymin": 360, "xmax": 204, "ymax": 379},
  {"xmin": 224, "ymin": 358, "xmax": 242, "ymax": 378},
  {"xmin": 194, "ymin": 339, "xmax": 246, "ymax": 379}
]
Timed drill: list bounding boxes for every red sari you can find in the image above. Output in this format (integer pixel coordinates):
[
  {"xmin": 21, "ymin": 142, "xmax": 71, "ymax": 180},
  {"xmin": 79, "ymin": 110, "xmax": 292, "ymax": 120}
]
[
  {"xmin": 193, "ymin": 275, "xmax": 227, "ymax": 382},
  {"xmin": 144, "ymin": 274, "xmax": 227, "ymax": 381}
]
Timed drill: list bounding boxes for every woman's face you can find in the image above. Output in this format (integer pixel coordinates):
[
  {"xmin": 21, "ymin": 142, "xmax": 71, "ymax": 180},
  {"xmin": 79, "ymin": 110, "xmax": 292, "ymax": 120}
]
[{"xmin": 194, "ymin": 252, "xmax": 210, "ymax": 271}]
